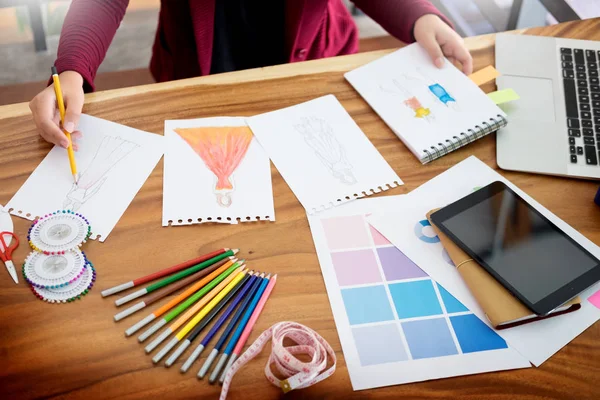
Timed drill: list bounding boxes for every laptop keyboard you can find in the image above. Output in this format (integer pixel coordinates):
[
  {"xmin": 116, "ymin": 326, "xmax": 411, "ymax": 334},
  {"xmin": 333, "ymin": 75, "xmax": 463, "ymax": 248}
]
[{"xmin": 561, "ymin": 47, "xmax": 600, "ymax": 165}]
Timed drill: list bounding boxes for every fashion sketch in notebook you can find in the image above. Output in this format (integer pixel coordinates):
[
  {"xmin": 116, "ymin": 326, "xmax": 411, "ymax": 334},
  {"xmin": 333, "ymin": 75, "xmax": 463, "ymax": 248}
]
[
  {"xmin": 380, "ymin": 75, "xmax": 436, "ymax": 122},
  {"xmin": 345, "ymin": 43, "xmax": 506, "ymax": 164}
]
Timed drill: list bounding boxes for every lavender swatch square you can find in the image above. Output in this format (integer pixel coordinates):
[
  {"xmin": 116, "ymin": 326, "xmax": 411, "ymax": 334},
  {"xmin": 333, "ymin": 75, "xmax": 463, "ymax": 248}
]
[
  {"xmin": 377, "ymin": 246, "xmax": 427, "ymax": 281},
  {"xmin": 352, "ymin": 323, "xmax": 408, "ymax": 366},
  {"xmin": 331, "ymin": 249, "xmax": 382, "ymax": 286}
]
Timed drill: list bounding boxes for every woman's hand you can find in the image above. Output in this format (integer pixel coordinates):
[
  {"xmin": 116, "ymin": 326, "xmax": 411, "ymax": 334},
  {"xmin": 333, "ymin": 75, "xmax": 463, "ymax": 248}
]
[
  {"xmin": 29, "ymin": 70, "xmax": 84, "ymax": 150},
  {"xmin": 414, "ymin": 14, "xmax": 473, "ymax": 75}
]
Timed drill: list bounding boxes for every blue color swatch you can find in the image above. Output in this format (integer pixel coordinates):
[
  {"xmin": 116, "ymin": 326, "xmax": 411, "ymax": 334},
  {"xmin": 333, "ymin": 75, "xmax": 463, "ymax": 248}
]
[
  {"xmin": 402, "ymin": 318, "xmax": 458, "ymax": 359},
  {"xmin": 352, "ymin": 324, "xmax": 409, "ymax": 366},
  {"xmin": 450, "ymin": 314, "xmax": 508, "ymax": 353},
  {"xmin": 389, "ymin": 279, "xmax": 442, "ymax": 319},
  {"xmin": 341, "ymin": 285, "xmax": 394, "ymax": 325},
  {"xmin": 437, "ymin": 284, "xmax": 469, "ymax": 313}
]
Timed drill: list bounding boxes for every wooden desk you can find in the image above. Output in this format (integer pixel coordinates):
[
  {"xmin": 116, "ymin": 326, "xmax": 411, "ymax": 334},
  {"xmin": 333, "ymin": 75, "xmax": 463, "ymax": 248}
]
[{"xmin": 1, "ymin": 18, "xmax": 599, "ymax": 400}]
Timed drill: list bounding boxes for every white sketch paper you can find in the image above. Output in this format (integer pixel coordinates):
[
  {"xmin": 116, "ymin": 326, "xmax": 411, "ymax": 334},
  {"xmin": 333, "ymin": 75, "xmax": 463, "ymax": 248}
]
[
  {"xmin": 163, "ymin": 117, "xmax": 274, "ymax": 226},
  {"xmin": 345, "ymin": 43, "xmax": 504, "ymax": 161},
  {"xmin": 4, "ymin": 114, "xmax": 164, "ymax": 241},
  {"xmin": 63, "ymin": 136, "xmax": 139, "ymax": 211},
  {"xmin": 308, "ymin": 196, "xmax": 530, "ymax": 391},
  {"xmin": 367, "ymin": 156, "xmax": 600, "ymax": 366},
  {"xmin": 246, "ymin": 95, "xmax": 403, "ymax": 214}
]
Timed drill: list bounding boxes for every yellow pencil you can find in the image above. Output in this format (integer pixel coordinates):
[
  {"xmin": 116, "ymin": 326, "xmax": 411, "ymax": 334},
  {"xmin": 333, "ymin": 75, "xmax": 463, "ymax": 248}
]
[{"xmin": 51, "ymin": 66, "xmax": 78, "ymax": 183}]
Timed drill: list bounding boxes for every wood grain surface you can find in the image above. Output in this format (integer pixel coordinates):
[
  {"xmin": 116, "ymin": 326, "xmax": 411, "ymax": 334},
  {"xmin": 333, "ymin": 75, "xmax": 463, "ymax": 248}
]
[{"xmin": 1, "ymin": 18, "xmax": 600, "ymax": 400}]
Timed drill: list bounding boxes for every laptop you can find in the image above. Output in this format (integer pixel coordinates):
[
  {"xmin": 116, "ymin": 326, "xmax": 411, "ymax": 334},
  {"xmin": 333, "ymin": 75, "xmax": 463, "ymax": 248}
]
[{"xmin": 495, "ymin": 33, "xmax": 600, "ymax": 179}]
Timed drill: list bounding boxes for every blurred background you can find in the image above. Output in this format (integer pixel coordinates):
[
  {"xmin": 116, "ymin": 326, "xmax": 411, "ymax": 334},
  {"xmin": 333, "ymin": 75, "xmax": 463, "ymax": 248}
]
[{"xmin": 0, "ymin": 0, "xmax": 598, "ymax": 106}]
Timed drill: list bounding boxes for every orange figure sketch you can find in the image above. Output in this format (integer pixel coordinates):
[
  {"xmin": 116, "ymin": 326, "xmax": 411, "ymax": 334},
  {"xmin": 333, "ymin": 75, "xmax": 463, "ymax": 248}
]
[
  {"xmin": 380, "ymin": 77, "xmax": 434, "ymax": 121},
  {"xmin": 175, "ymin": 126, "xmax": 253, "ymax": 207}
]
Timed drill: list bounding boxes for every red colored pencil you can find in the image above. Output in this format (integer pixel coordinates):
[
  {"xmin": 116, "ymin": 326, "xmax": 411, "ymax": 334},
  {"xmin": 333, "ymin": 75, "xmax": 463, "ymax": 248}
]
[{"xmin": 101, "ymin": 248, "xmax": 235, "ymax": 297}]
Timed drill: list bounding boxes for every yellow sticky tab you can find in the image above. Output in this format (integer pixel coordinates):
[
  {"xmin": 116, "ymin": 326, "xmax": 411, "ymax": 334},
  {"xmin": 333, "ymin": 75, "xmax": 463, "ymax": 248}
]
[
  {"xmin": 469, "ymin": 65, "xmax": 500, "ymax": 86},
  {"xmin": 487, "ymin": 88, "xmax": 520, "ymax": 105}
]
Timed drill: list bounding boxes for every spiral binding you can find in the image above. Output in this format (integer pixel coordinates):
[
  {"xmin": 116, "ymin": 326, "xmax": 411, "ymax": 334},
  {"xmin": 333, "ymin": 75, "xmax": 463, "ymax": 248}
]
[{"xmin": 421, "ymin": 114, "xmax": 507, "ymax": 164}]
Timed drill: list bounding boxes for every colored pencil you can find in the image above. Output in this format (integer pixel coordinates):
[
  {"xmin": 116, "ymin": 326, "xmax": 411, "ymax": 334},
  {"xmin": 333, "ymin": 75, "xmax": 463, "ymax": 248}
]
[
  {"xmin": 180, "ymin": 272, "xmax": 258, "ymax": 373},
  {"xmin": 163, "ymin": 271, "xmax": 252, "ymax": 367},
  {"xmin": 143, "ymin": 263, "xmax": 243, "ymax": 352},
  {"xmin": 113, "ymin": 259, "xmax": 227, "ymax": 321},
  {"xmin": 197, "ymin": 273, "xmax": 264, "ymax": 379},
  {"xmin": 115, "ymin": 251, "xmax": 237, "ymax": 306},
  {"xmin": 101, "ymin": 248, "xmax": 234, "ymax": 297},
  {"xmin": 51, "ymin": 66, "xmax": 78, "ymax": 183},
  {"xmin": 219, "ymin": 274, "xmax": 277, "ymax": 383},
  {"xmin": 124, "ymin": 258, "xmax": 238, "ymax": 337},
  {"xmin": 150, "ymin": 267, "xmax": 246, "ymax": 363},
  {"xmin": 208, "ymin": 274, "xmax": 270, "ymax": 384}
]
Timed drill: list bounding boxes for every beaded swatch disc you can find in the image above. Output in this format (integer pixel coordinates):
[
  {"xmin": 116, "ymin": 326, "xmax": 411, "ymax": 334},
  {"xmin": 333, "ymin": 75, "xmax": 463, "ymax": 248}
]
[
  {"xmin": 22, "ymin": 250, "xmax": 88, "ymax": 289},
  {"xmin": 31, "ymin": 263, "xmax": 96, "ymax": 303},
  {"xmin": 28, "ymin": 210, "xmax": 91, "ymax": 254}
]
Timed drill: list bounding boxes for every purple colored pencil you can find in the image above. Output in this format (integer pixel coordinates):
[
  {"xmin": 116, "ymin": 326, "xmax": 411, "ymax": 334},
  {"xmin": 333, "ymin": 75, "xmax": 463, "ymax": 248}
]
[{"xmin": 179, "ymin": 272, "xmax": 259, "ymax": 373}]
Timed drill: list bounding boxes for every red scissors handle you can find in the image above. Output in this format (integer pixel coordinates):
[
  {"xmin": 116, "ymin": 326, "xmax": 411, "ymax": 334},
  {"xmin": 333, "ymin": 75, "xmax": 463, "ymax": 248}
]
[{"xmin": 0, "ymin": 231, "xmax": 19, "ymax": 262}]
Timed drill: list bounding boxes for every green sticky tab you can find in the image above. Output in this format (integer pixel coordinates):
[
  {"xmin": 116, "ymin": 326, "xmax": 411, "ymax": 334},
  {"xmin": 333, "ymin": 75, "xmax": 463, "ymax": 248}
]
[{"xmin": 487, "ymin": 88, "xmax": 520, "ymax": 104}]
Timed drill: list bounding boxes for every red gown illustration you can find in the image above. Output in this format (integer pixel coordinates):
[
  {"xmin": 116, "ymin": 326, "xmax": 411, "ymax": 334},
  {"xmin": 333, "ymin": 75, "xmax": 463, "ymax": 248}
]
[{"xmin": 175, "ymin": 126, "xmax": 253, "ymax": 207}]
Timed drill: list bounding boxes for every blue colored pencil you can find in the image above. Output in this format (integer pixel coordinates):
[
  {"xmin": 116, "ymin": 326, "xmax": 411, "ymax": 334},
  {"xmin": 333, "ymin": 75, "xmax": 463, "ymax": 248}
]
[
  {"xmin": 197, "ymin": 272, "xmax": 264, "ymax": 379},
  {"xmin": 179, "ymin": 272, "xmax": 258, "ymax": 373},
  {"xmin": 208, "ymin": 273, "xmax": 270, "ymax": 384}
]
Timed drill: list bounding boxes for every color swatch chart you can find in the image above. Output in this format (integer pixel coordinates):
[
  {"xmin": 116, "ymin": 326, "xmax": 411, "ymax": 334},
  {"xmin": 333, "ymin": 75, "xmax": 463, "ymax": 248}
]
[{"xmin": 308, "ymin": 196, "xmax": 529, "ymax": 390}]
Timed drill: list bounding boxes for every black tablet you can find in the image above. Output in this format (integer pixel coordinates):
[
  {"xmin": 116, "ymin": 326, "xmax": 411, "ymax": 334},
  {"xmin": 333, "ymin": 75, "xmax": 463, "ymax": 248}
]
[{"xmin": 430, "ymin": 181, "xmax": 600, "ymax": 316}]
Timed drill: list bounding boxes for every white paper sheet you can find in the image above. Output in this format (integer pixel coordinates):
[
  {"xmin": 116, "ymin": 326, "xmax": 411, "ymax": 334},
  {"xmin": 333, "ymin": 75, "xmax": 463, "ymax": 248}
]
[
  {"xmin": 162, "ymin": 117, "xmax": 274, "ymax": 226},
  {"xmin": 4, "ymin": 114, "xmax": 164, "ymax": 241},
  {"xmin": 308, "ymin": 196, "xmax": 530, "ymax": 391},
  {"xmin": 246, "ymin": 95, "xmax": 402, "ymax": 214},
  {"xmin": 0, "ymin": 205, "xmax": 12, "ymax": 234},
  {"xmin": 344, "ymin": 44, "xmax": 505, "ymax": 161},
  {"xmin": 367, "ymin": 156, "xmax": 600, "ymax": 366}
]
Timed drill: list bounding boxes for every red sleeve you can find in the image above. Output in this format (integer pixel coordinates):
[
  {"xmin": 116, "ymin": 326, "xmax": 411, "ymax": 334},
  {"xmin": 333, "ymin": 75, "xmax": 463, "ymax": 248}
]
[
  {"xmin": 53, "ymin": 0, "xmax": 129, "ymax": 92},
  {"xmin": 350, "ymin": 0, "xmax": 454, "ymax": 44}
]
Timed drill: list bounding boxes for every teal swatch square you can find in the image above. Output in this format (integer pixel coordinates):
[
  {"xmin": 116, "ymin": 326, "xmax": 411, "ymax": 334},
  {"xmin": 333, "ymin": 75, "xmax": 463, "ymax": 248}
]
[
  {"xmin": 389, "ymin": 280, "xmax": 442, "ymax": 319},
  {"xmin": 341, "ymin": 285, "xmax": 394, "ymax": 325}
]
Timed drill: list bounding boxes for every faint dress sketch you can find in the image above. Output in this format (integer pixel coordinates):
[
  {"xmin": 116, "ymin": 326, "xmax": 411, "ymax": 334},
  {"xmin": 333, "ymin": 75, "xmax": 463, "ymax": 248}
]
[
  {"xmin": 293, "ymin": 116, "xmax": 357, "ymax": 185},
  {"xmin": 380, "ymin": 76, "xmax": 435, "ymax": 121},
  {"xmin": 175, "ymin": 126, "xmax": 253, "ymax": 207},
  {"xmin": 63, "ymin": 136, "xmax": 139, "ymax": 211}
]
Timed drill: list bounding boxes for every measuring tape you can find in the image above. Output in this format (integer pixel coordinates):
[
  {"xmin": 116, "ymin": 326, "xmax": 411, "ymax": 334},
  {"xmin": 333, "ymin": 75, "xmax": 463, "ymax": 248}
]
[{"xmin": 219, "ymin": 321, "xmax": 336, "ymax": 400}]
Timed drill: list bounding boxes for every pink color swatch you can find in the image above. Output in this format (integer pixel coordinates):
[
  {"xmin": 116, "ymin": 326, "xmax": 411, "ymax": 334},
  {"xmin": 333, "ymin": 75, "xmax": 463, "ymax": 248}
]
[
  {"xmin": 587, "ymin": 289, "xmax": 600, "ymax": 309},
  {"xmin": 331, "ymin": 249, "xmax": 382, "ymax": 286},
  {"xmin": 369, "ymin": 225, "xmax": 391, "ymax": 246},
  {"xmin": 321, "ymin": 216, "xmax": 371, "ymax": 250}
]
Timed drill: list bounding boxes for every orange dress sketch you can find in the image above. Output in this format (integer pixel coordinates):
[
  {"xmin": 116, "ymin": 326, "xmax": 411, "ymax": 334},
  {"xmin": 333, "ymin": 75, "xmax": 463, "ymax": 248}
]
[
  {"xmin": 403, "ymin": 96, "xmax": 431, "ymax": 119},
  {"xmin": 175, "ymin": 126, "xmax": 253, "ymax": 207},
  {"xmin": 380, "ymin": 77, "xmax": 433, "ymax": 121}
]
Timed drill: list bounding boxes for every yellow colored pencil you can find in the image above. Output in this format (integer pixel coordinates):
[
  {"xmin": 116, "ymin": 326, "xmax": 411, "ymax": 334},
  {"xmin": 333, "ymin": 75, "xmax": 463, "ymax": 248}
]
[{"xmin": 51, "ymin": 66, "xmax": 78, "ymax": 183}]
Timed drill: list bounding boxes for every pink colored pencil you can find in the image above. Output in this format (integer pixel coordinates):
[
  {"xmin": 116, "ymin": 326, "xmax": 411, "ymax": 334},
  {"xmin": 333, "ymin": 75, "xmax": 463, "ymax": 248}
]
[{"xmin": 218, "ymin": 274, "xmax": 277, "ymax": 383}]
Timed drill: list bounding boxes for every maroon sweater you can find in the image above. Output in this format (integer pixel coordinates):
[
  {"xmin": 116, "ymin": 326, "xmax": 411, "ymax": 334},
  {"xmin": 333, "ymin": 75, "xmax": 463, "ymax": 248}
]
[{"xmin": 54, "ymin": 0, "xmax": 449, "ymax": 92}]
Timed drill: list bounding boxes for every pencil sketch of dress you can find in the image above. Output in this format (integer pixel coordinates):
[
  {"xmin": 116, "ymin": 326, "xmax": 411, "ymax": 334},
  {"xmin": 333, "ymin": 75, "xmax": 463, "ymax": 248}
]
[
  {"xmin": 63, "ymin": 136, "xmax": 139, "ymax": 211},
  {"xmin": 293, "ymin": 117, "xmax": 357, "ymax": 185}
]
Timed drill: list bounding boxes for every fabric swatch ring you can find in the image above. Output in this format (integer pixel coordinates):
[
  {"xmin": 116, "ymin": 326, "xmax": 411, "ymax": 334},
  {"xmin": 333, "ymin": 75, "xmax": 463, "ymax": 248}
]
[
  {"xmin": 22, "ymin": 249, "xmax": 88, "ymax": 289},
  {"xmin": 28, "ymin": 210, "xmax": 91, "ymax": 253},
  {"xmin": 31, "ymin": 263, "xmax": 96, "ymax": 303}
]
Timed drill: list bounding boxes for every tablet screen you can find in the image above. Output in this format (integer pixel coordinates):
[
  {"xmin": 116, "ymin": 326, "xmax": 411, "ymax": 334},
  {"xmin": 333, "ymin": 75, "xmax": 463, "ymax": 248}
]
[{"xmin": 441, "ymin": 188, "xmax": 597, "ymax": 304}]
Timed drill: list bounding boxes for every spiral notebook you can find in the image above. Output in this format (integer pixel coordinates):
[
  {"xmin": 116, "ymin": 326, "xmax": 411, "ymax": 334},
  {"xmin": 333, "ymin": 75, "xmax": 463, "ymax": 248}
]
[{"xmin": 345, "ymin": 43, "xmax": 507, "ymax": 164}]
